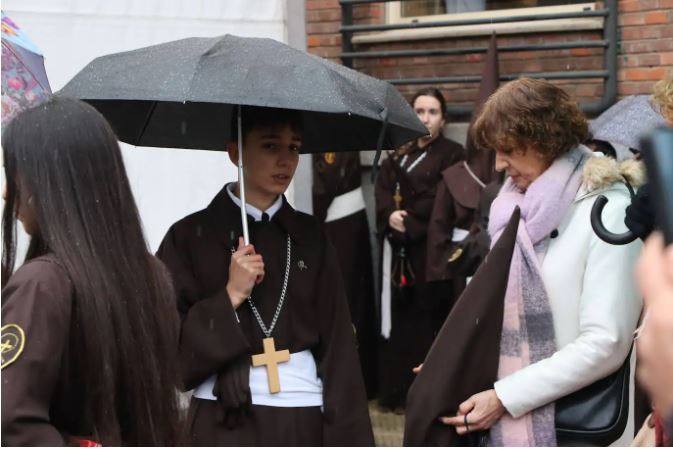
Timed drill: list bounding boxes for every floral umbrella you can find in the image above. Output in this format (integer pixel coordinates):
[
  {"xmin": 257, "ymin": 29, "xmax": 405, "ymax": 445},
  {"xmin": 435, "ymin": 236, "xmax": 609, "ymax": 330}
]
[{"xmin": 1, "ymin": 12, "xmax": 51, "ymax": 128}]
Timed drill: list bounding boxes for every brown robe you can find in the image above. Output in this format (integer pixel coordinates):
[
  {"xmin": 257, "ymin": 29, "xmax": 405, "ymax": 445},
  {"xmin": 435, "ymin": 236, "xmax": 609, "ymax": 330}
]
[
  {"xmin": 374, "ymin": 135, "xmax": 464, "ymax": 408},
  {"xmin": 1, "ymin": 255, "xmax": 89, "ymax": 446},
  {"xmin": 156, "ymin": 185, "xmax": 374, "ymax": 445},
  {"xmin": 404, "ymin": 208, "xmax": 520, "ymax": 446},
  {"xmin": 426, "ymin": 34, "xmax": 502, "ymax": 283},
  {"xmin": 426, "ymin": 169, "xmax": 503, "ymax": 281},
  {"xmin": 312, "ymin": 151, "xmax": 378, "ymax": 398}
]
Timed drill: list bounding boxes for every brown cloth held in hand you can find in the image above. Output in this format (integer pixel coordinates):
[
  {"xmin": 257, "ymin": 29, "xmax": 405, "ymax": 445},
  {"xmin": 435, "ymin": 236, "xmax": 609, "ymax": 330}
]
[{"xmin": 404, "ymin": 207, "xmax": 520, "ymax": 446}]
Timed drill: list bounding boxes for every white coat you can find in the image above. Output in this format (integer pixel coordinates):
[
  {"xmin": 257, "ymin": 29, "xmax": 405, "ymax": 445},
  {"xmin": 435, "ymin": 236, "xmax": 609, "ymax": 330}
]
[{"xmin": 493, "ymin": 156, "xmax": 644, "ymax": 446}]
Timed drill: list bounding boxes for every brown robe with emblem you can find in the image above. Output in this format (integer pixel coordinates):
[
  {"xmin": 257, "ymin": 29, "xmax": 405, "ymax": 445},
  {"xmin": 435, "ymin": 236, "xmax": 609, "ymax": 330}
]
[
  {"xmin": 312, "ymin": 151, "xmax": 378, "ymax": 398},
  {"xmin": 156, "ymin": 185, "xmax": 374, "ymax": 445},
  {"xmin": 374, "ymin": 135, "xmax": 464, "ymax": 408},
  {"xmin": 1, "ymin": 255, "xmax": 89, "ymax": 446}
]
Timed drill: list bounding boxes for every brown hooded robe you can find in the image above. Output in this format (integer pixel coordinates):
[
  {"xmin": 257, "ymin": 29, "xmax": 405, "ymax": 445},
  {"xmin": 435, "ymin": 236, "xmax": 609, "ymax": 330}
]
[{"xmin": 157, "ymin": 185, "xmax": 374, "ymax": 445}]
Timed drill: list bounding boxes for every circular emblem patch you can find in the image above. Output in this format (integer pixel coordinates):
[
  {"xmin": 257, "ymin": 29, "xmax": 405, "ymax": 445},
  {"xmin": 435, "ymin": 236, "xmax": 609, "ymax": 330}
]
[
  {"xmin": 323, "ymin": 152, "xmax": 336, "ymax": 165},
  {"xmin": 1, "ymin": 324, "xmax": 25, "ymax": 369}
]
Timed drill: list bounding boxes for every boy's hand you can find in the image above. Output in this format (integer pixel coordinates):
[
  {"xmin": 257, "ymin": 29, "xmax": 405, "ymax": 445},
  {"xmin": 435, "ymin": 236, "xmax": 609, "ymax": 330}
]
[{"xmin": 226, "ymin": 237, "xmax": 265, "ymax": 309}]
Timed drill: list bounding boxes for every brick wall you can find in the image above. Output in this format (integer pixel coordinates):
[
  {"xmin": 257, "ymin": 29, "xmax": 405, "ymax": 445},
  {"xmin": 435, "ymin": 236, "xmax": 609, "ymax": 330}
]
[{"xmin": 306, "ymin": 0, "xmax": 673, "ymax": 118}]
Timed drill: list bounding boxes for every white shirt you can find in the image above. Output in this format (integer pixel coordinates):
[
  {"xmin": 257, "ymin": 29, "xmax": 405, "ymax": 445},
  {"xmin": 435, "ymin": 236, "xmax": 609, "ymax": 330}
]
[{"xmin": 225, "ymin": 182, "xmax": 283, "ymax": 222}]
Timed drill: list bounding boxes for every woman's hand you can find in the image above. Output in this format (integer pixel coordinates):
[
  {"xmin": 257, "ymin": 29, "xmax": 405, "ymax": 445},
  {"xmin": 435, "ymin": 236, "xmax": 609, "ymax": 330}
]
[
  {"xmin": 226, "ymin": 237, "xmax": 265, "ymax": 309},
  {"xmin": 389, "ymin": 210, "xmax": 408, "ymax": 233},
  {"xmin": 440, "ymin": 389, "xmax": 506, "ymax": 435}
]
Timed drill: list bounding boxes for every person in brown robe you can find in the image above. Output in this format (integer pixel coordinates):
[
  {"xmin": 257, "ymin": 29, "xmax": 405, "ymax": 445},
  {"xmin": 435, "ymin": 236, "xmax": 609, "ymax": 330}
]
[
  {"xmin": 426, "ymin": 34, "xmax": 503, "ymax": 286},
  {"xmin": 157, "ymin": 107, "xmax": 373, "ymax": 445},
  {"xmin": 374, "ymin": 88, "xmax": 465, "ymax": 410},
  {"xmin": 1, "ymin": 97, "xmax": 181, "ymax": 446},
  {"xmin": 312, "ymin": 151, "xmax": 378, "ymax": 398}
]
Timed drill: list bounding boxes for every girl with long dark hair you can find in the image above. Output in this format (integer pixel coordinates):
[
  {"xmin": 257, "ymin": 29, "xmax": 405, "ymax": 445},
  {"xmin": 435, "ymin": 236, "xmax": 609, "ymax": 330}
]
[{"xmin": 1, "ymin": 96, "xmax": 182, "ymax": 445}]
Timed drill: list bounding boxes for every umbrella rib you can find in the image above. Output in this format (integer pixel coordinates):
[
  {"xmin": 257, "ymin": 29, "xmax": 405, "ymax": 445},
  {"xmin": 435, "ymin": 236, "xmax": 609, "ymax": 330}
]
[
  {"xmin": 184, "ymin": 37, "xmax": 223, "ymax": 102},
  {"xmin": 2, "ymin": 41, "xmax": 50, "ymax": 93},
  {"xmin": 135, "ymin": 101, "xmax": 158, "ymax": 146}
]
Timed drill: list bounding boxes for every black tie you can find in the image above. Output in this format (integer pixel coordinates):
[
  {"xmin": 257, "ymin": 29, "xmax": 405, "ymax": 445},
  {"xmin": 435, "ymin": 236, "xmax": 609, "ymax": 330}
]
[{"xmin": 261, "ymin": 213, "xmax": 270, "ymax": 222}]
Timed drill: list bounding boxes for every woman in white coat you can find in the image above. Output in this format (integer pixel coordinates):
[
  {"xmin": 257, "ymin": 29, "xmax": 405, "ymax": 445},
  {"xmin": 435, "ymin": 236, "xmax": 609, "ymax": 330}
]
[{"xmin": 440, "ymin": 78, "xmax": 643, "ymax": 446}]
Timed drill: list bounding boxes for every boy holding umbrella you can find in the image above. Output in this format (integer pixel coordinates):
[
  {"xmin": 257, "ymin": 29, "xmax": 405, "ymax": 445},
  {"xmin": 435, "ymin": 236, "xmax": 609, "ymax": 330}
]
[{"xmin": 157, "ymin": 106, "xmax": 374, "ymax": 445}]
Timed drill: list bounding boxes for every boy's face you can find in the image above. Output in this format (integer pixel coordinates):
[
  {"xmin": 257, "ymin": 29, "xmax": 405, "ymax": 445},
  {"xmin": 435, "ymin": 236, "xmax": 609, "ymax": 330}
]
[{"xmin": 229, "ymin": 122, "xmax": 301, "ymax": 197}]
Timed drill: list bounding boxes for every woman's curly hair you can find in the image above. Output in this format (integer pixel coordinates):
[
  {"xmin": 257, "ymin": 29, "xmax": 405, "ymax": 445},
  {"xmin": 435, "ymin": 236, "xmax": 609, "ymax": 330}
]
[
  {"xmin": 472, "ymin": 77, "xmax": 588, "ymax": 163},
  {"xmin": 652, "ymin": 73, "xmax": 673, "ymax": 123}
]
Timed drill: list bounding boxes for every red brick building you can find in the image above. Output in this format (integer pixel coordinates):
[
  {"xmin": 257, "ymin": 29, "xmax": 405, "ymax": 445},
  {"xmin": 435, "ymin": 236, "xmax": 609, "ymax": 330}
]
[{"xmin": 305, "ymin": 0, "xmax": 672, "ymax": 123}]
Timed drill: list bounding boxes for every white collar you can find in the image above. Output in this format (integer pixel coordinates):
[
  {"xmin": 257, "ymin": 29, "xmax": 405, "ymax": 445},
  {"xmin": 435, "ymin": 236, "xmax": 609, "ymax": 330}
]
[{"xmin": 226, "ymin": 183, "xmax": 283, "ymax": 222}]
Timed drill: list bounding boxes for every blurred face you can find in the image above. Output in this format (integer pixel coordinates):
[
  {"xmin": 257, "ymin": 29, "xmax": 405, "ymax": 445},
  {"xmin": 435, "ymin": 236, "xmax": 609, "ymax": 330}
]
[
  {"xmin": 414, "ymin": 95, "xmax": 445, "ymax": 145},
  {"xmin": 494, "ymin": 147, "xmax": 551, "ymax": 191},
  {"xmin": 228, "ymin": 122, "xmax": 301, "ymax": 199}
]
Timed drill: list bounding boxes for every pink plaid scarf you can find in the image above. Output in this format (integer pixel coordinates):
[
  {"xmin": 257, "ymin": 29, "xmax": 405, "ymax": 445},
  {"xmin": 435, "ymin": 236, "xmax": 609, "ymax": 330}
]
[{"xmin": 487, "ymin": 146, "xmax": 590, "ymax": 446}]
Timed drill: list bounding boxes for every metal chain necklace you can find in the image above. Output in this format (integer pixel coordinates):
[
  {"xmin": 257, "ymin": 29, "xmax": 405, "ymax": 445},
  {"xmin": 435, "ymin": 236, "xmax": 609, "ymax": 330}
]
[{"xmin": 247, "ymin": 234, "xmax": 292, "ymax": 338}]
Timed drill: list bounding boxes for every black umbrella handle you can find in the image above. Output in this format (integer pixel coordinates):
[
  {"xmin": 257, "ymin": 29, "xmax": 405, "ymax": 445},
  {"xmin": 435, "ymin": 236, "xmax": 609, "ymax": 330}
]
[{"xmin": 591, "ymin": 194, "xmax": 637, "ymax": 245}]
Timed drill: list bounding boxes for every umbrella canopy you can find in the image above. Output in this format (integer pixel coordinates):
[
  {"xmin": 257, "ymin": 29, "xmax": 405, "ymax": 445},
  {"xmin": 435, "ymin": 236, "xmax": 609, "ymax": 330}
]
[
  {"xmin": 59, "ymin": 34, "xmax": 427, "ymax": 153},
  {"xmin": 589, "ymin": 95, "xmax": 666, "ymax": 156},
  {"xmin": 1, "ymin": 12, "xmax": 51, "ymax": 128}
]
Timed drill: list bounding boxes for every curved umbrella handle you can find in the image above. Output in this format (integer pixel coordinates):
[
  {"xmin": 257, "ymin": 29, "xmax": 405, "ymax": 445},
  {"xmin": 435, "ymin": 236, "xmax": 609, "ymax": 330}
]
[{"xmin": 590, "ymin": 194, "xmax": 637, "ymax": 245}]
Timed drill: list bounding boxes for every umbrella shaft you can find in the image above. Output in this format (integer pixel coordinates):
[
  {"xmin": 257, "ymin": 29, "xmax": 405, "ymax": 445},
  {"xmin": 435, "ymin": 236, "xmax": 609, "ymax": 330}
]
[{"xmin": 237, "ymin": 106, "xmax": 250, "ymax": 245}]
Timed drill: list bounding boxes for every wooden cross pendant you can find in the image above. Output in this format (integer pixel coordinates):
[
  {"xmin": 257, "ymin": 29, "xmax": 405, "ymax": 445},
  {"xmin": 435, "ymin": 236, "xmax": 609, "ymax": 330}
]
[
  {"xmin": 251, "ymin": 337, "xmax": 290, "ymax": 394},
  {"xmin": 393, "ymin": 184, "xmax": 403, "ymax": 210}
]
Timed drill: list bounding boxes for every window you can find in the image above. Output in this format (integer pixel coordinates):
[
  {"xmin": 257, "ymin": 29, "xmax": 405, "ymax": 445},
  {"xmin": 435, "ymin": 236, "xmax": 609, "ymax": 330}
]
[
  {"xmin": 398, "ymin": 1, "xmax": 591, "ymax": 18},
  {"xmin": 351, "ymin": 1, "xmax": 600, "ymax": 44}
]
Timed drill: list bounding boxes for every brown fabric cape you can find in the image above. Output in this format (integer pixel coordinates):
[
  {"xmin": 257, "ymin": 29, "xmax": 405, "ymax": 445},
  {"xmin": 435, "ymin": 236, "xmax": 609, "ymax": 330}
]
[{"xmin": 404, "ymin": 207, "xmax": 520, "ymax": 446}]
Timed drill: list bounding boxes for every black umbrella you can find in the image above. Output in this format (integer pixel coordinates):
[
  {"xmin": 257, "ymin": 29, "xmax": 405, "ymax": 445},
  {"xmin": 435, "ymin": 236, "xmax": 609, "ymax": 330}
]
[{"xmin": 59, "ymin": 34, "xmax": 426, "ymax": 243}]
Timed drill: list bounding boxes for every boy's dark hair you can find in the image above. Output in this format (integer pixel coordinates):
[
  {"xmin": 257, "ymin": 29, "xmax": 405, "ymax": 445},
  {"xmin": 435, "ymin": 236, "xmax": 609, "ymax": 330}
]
[{"xmin": 231, "ymin": 105, "xmax": 304, "ymax": 141}]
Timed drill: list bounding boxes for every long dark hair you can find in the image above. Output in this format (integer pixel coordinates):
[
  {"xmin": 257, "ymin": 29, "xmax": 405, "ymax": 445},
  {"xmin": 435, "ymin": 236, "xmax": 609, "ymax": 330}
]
[{"xmin": 2, "ymin": 97, "xmax": 181, "ymax": 445}]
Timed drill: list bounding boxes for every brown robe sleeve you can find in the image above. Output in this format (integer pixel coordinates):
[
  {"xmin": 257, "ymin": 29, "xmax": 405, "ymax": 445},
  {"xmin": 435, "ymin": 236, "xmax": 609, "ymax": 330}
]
[
  {"xmin": 1, "ymin": 259, "xmax": 72, "ymax": 446},
  {"xmin": 425, "ymin": 179, "xmax": 459, "ymax": 281},
  {"xmin": 156, "ymin": 224, "xmax": 251, "ymax": 391},
  {"xmin": 314, "ymin": 235, "xmax": 375, "ymax": 445},
  {"xmin": 403, "ymin": 192, "xmax": 436, "ymax": 243}
]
